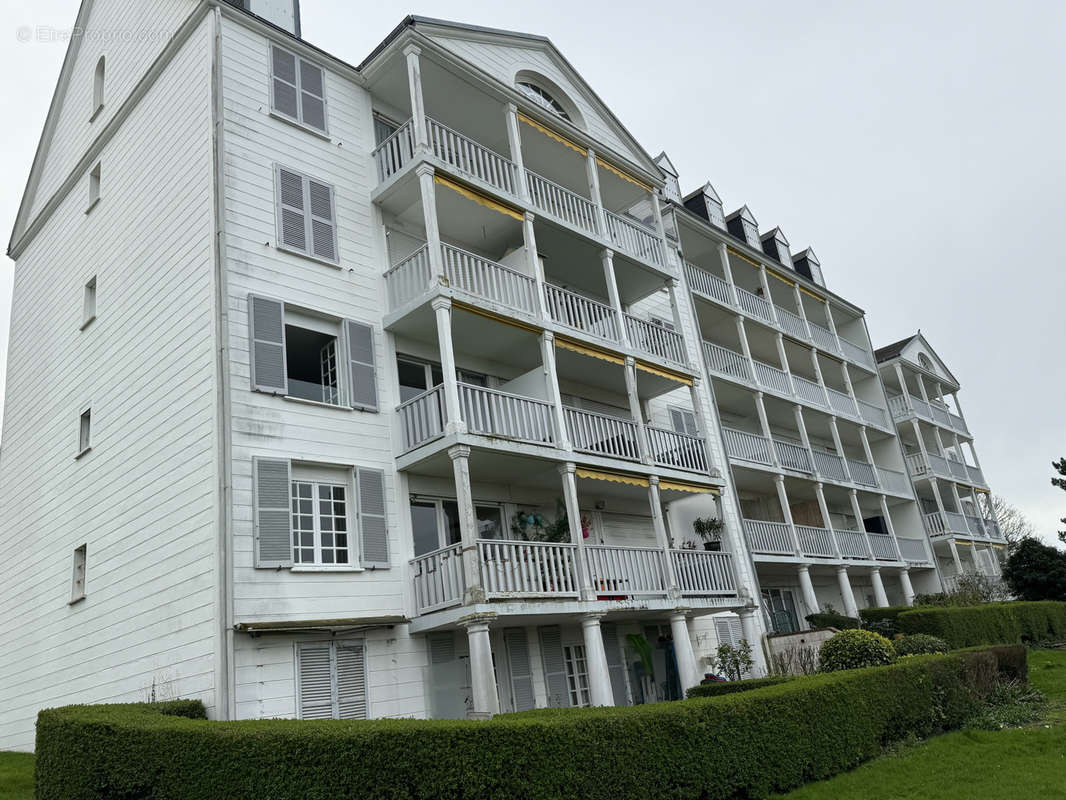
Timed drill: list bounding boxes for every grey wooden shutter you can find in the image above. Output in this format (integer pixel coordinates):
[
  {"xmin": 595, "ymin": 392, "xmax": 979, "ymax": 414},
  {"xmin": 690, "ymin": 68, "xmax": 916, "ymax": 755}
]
[
  {"xmin": 297, "ymin": 642, "xmax": 334, "ymax": 719},
  {"xmin": 357, "ymin": 467, "xmax": 389, "ymax": 568},
  {"xmin": 715, "ymin": 616, "xmax": 744, "ymax": 648},
  {"xmin": 308, "ymin": 179, "xmax": 338, "ymax": 262},
  {"xmin": 270, "ymin": 46, "xmax": 299, "ymax": 120},
  {"xmin": 504, "ymin": 628, "xmax": 536, "ymax": 712},
  {"xmin": 538, "ymin": 626, "xmax": 571, "ymax": 708},
  {"xmin": 248, "ymin": 294, "xmax": 288, "ymax": 394},
  {"xmin": 335, "ymin": 642, "xmax": 368, "ymax": 719},
  {"xmin": 298, "ymin": 58, "xmax": 327, "ymax": 132},
  {"xmin": 253, "ymin": 457, "xmax": 292, "ymax": 568},
  {"xmin": 345, "ymin": 320, "xmax": 378, "ymax": 411},
  {"xmin": 277, "ymin": 167, "xmax": 307, "ymax": 253},
  {"xmin": 428, "ymin": 632, "xmax": 456, "ymax": 664},
  {"xmin": 601, "ymin": 623, "xmax": 630, "ymax": 707}
]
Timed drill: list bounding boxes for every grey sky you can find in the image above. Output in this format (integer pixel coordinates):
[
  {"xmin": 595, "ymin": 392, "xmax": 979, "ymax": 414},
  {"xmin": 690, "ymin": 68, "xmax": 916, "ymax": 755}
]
[{"xmin": 2, "ymin": 0, "xmax": 1063, "ymax": 543}]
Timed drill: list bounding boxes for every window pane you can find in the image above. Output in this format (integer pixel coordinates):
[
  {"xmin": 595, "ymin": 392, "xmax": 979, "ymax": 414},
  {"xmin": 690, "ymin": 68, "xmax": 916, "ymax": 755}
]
[
  {"xmin": 442, "ymin": 501, "xmax": 462, "ymax": 546},
  {"xmin": 398, "ymin": 360, "xmax": 428, "ymax": 403},
  {"xmin": 475, "ymin": 506, "xmax": 502, "ymax": 539},
  {"xmin": 410, "ymin": 501, "xmax": 440, "ymax": 556}
]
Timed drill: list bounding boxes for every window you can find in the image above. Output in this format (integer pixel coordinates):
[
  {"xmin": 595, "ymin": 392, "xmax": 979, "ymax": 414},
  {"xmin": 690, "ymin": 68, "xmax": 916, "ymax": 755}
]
[
  {"xmin": 291, "ymin": 479, "xmax": 349, "ymax": 565},
  {"xmin": 248, "ymin": 295, "xmax": 379, "ymax": 411},
  {"xmin": 269, "ymin": 45, "xmax": 327, "ymax": 133},
  {"xmin": 562, "ymin": 644, "xmax": 590, "ymax": 707},
  {"xmin": 87, "ymin": 162, "xmax": 101, "ymax": 211},
  {"xmin": 77, "ymin": 408, "xmax": 92, "ymax": 456},
  {"xmin": 410, "ymin": 496, "xmax": 503, "ymax": 556},
  {"xmin": 761, "ymin": 588, "xmax": 799, "ymax": 633},
  {"xmin": 275, "ymin": 166, "xmax": 337, "ymax": 263},
  {"xmin": 253, "ymin": 459, "xmax": 389, "ymax": 569},
  {"xmin": 669, "ymin": 407, "xmax": 698, "ymax": 437},
  {"xmin": 397, "ymin": 357, "xmax": 444, "ymax": 403},
  {"xmin": 92, "ymin": 56, "xmax": 105, "ymax": 118},
  {"xmin": 373, "ymin": 114, "xmax": 398, "ymax": 146},
  {"xmin": 517, "ymin": 82, "xmax": 571, "ymax": 122},
  {"xmin": 82, "ymin": 276, "xmax": 97, "ymax": 329},
  {"xmin": 70, "ymin": 544, "xmax": 87, "ymax": 603},
  {"xmin": 917, "ymin": 353, "xmax": 933, "ymax": 371},
  {"xmin": 296, "ymin": 640, "xmax": 367, "ymax": 719}
]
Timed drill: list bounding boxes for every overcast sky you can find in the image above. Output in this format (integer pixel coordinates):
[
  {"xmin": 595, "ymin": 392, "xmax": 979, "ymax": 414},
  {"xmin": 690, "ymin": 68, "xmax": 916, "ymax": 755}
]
[{"xmin": 2, "ymin": 0, "xmax": 1063, "ymax": 543}]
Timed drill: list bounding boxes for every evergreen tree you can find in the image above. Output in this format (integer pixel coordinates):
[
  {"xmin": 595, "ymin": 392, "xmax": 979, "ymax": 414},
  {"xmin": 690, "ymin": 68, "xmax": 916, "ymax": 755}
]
[
  {"xmin": 1054, "ymin": 458, "xmax": 1066, "ymax": 545},
  {"xmin": 1002, "ymin": 538, "xmax": 1066, "ymax": 601}
]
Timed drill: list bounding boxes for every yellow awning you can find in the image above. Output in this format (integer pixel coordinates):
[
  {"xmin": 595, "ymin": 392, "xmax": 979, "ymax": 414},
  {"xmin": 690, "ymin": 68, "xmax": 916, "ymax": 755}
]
[
  {"xmin": 595, "ymin": 156, "xmax": 652, "ymax": 193},
  {"xmin": 554, "ymin": 337, "xmax": 624, "ymax": 365},
  {"xmin": 766, "ymin": 269, "xmax": 795, "ymax": 287},
  {"xmin": 433, "ymin": 175, "xmax": 523, "ymax": 221},
  {"xmin": 453, "ymin": 301, "xmax": 541, "ymax": 334},
  {"xmin": 954, "ymin": 539, "xmax": 972, "ymax": 546},
  {"xmin": 798, "ymin": 285, "xmax": 825, "ymax": 302},
  {"xmin": 518, "ymin": 112, "xmax": 587, "ymax": 157},
  {"xmin": 659, "ymin": 480, "xmax": 719, "ymax": 495},
  {"xmin": 576, "ymin": 468, "xmax": 649, "ymax": 488},
  {"xmin": 727, "ymin": 247, "xmax": 761, "ymax": 269},
  {"xmin": 636, "ymin": 360, "xmax": 693, "ymax": 385},
  {"xmin": 990, "ymin": 543, "xmax": 1006, "ymax": 550}
]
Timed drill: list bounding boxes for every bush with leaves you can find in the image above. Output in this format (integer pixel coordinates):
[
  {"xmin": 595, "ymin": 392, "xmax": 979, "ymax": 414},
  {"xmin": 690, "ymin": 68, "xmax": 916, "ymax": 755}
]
[
  {"xmin": 893, "ymin": 634, "xmax": 950, "ymax": 657},
  {"xmin": 805, "ymin": 611, "xmax": 860, "ymax": 630},
  {"xmin": 819, "ymin": 629, "xmax": 897, "ymax": 672},
  {"xmin": 897, "ymin": 600, "xmax": 1066, "ymax": 648},
  {"xmin": 712, "ymin": 640, "xmax": 754, "ymax": 681},
  {"xmin": 1001, "ymin": 538, "xmax": 1066, "ymax": 601}
]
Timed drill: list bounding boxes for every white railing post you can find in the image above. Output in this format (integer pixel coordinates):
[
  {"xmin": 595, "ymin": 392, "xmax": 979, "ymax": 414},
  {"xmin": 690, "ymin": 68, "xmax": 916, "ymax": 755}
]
[
  {"xmin": 858, "ymin": 426, "xmax": 880, "ymax": 488},
  {"xmin": 840, "ymin": 362, "xmax": 860, "ymax": 417},
  {"xmin": 821, "ymin": 299, "xmax": 844, "ymax": 355},
  {"xmin": 522, "ymin": 212, "xmax": 550, "ymax": 320},
  {"xmin": 432, "ymin": 298, "xmax": 464, "ymax": 434},
  {"xmin": 601, "ymin": 248, "xmax": 630, "ymax": 347},
  {"xmin": 792, "ymin": 283, "xmax": 813, "ymax": 342},
  {"xmin": 624, "ymin": 357, "xmax": 651, "ymax": 464},
  {"xmin": 560, "ymin": 462, "xmax": 595, "ymax": 600},
  {"xmin": 689, "ymin": 377, "xmax": 716, "ymax": 475},
  {"xmin": 754, "ymin": 391, "xmax": 780, "ymax": 469},
  {"xmin": 540, "ymin": 331, "xmax": 570, "ymax": 450},
  {"xmin": 758, "ymin": 265, "xmax": 780, "ymax": 326},
  {"xmin": 648, "ymin": 476, "xmax": 680, "ymax": 596},
  {"xmin": 775, "ymin": 332, "xmax": 797, "ymax": 396},
  {"xmin": 403, "ymin": 45, "xmax": 429, "ymax": 152},
  {"xmin": 792, "ymin": 404, "xmax": 817, "ymax": 477},
  {"xmin": 848, "ymin": 489, "xmax": 875, "ymax": 559},
  {"xmin": 505, "ymin": 103, "xmax": 529, "ymax": 201},
  {"xmin": 893, "ymin": 363, "xmax": 912, "ymax": 409}
]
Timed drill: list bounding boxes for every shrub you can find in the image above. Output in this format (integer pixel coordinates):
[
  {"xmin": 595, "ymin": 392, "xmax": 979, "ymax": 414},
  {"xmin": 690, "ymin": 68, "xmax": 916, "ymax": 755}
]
[
  {"xmin": 896, "ymin": 601, "xmax": 1066, "ymax": 648},
  {"xmin": 1002, "ymin": 538, "xmax": 1066, "ymax": 601},
  {"xmin": 860, "ymin": 606, "xmax": 910, "ymax": 636},
  {"xmin": 805, "ymin": 611, "xmax": 860, "ymax": 630},
  {"xmin": 686, "ymin": 675, "xmax": 793, "ymax": 698},
  {"xmin": 819, "ymin": 629, "xmax": 897, "ymax": 672},
  {"xmin": 711, "ymin": 640, "xmax": 754, "ymax": 681},
  {"xmin": 966, "ymin": 680, "xmax": 1047, "ymax": 730},
  {"xmin": 35, "ymin": 650, "xmax": 1018, "ymax": 800},
  {"xmin": 893, "ymin": 634, "xmax": 950, "ymax": 657}
]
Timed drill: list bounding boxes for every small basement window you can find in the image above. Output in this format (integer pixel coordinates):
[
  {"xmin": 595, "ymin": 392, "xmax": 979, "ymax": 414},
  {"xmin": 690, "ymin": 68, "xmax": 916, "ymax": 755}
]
[
  {"xmin": 285, "ymin": 322, "xmax": 340, "ymax": 405},
  {"xmin": 71, "ymin": 544, "xmax": 87, "ymax": 603}
]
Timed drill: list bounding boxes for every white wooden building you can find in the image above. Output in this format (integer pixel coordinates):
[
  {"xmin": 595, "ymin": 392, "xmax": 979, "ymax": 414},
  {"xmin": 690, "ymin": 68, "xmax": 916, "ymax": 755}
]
[{"xmin": 0, "ymin": 0, "xmax": 997, "ymax": 750}]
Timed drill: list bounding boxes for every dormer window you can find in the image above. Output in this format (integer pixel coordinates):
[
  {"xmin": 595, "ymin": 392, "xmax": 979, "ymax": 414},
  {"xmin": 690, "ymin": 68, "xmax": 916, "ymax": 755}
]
[
  {"xmin": 683, "ymin": 183, "xmax": 725, "ymax": 230},
  {"xmin": 517, "ymin": 82, "xmax": 571, "ymax": 122},
  {"xmin": 726, "ymin": 206, "xmax": 761, "ymax": 250},
  {"xmin": 761, "ymin": 228, "xmax": 792, "ymax": 267}
]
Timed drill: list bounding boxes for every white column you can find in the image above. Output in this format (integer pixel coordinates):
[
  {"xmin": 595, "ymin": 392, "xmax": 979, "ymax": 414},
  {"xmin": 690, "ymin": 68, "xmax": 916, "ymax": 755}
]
[
  {"xmin": 449, "ymin": 445, "xmax": 483, "ymax": 603},
  {"xmin": 858, "ymin": 427, "xmax": 879, "ymax": 486},
  {"xmin": 828, "ymin": 417, "xmax": 852, "ymax": 482},
  {"xmin": 792, "ymin": 283, "xmax": 813, "ymax": 339},
  {"xmin": 870, "ymin": 567, "xmax": 889, "ymax": 607},
  {"xmin": 416, "ymin": 165, "xmax": 444, "ymax": 280},
  {"xmin": 735, "ymin": 315, "xmax": 755, "ymax": 364},
  {"xmin": 759, "ymin": 266, "xmax": 780, "ymax": 325},
  {"xmin": 559, "ymin": 463, "xmax": 594, "ymax": 600},
  {"xmin": 793, "ymin": 405, "xmax": 815, "ymax": 470},
  {"xmin": 504, "ymin": 103, "xmax": 529, "ymax": 200},
  {"xmin": 813, "ymin": 482, "xmax": 841, "ymax": 557},
  {"xmin": 948, "ymin": 538, "xmax": 964, "ymax": 574},
  {"xmin": 836, "ymin": 565, "xmax": 859, "ymax": 618},
  {"xmin": 774, "ymin": 474, "xmax": 803, "ymax": 556},
  {"xmin": 966, "ymin": 440, "xmax": 984, "ymax": 472},
  {"xmin": 670, "ymin": 612, "xmax": 701, "ymax": 694},
  {"xmin": 624, "ymin": 357, "xmax": 650, "ymax": 464},
  {"xmin": 403, "ymin": 45, "xmax": 428, "ymax": 151},
  {"xmin": 738, "ymin": 608, "xmax": 768, "ymax": 677},
  {"xmin": 810, "ymin": 349, "xmax": 831, "ymax": 405},
  {"xmin": 539, "ymin": 332, "xmax": 569, "ymax": 449},
  {"xmin": 849, "ymin": 488, "xmax": 875, "ymax": 559},
  {"xmin": 649, "ymin": 476, "xmax": 680, "ymax": 592},
  {"xmin": 900, "ymin": 567, "xmax": 915, "ymax": 606},
  {"xmin": 585, "ymin": 147, "xmax": 607, "ymax": 235},
  {"xmin": 968, "ymin": 486, "xmax": 989, "ymax": 537},
  {"xmin": 893, "ymin": 363, "xmax": 910, "ymax": 405},
  {"xmin": 650, "ymin": 192, "xmax": 668, "ymax": 244},
  {"xmin": 432, "ymin": 298, "xmax": 464, "ymax": 433},
  {"xmin": 775, "ymin": 332, "xmax": 796, "ymax": 394},
  {"xmin": 878, "ymin": 495, "xmax": 904, "ymax": 561},
  {"xmin": 602, "ymin": 249, "xmax": 629, "ymax": 346},
  {"xmin": 522, "ymin": 212, "xmax": 549, "ymax": 319},
  {"xmin": 797, "ymin": 564, "xmax": 820, "ymax": 615},
  {"xmin": 462, "ymin": 617, "xmax": 500, "ymax": 718},
  {"xmin": 688, "ymin": 377, "xmax": 715, "ymax": 474},
  {"xmin": 717, "ymin": 243, "xmax": 740, "ymax": 306},
  {"xmin": 581, "ymin": 613, "xmax": 615, "ymax": 707},
  {"xmin": 952, "ymin": 392, "xmax": 968, "ymax": 427},
  {"xmin": 666, "ymin": 278, "xmax": 687, "ymax": 349},
  {"xmin": 841, "ymin": 362, "xmax": 858, "ymax": 407},
  {"xmin": 822, "ymin": 300, "xmax": 843, "ymax": 353},
  {"xmin": 754, "ymin": 392, "xmax": 778, "ymax": 468}
]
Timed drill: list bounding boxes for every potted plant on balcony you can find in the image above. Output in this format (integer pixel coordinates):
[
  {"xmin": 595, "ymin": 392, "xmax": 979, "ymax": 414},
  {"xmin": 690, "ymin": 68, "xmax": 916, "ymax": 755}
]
[{"xmin": 693, "ymin": 516, "xmax": 725, "ymax": 551}]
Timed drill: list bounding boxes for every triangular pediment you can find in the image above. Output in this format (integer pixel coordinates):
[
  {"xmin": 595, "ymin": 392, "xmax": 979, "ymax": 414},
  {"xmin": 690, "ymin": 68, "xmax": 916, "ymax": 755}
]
[
  {"xmin": 654, "ymin": 152, "xmax": 678, "ymax": 177},
  {"xmin": 726, "ymin": 205, "xmax": 757, "ymax": 225},
  {"xmin": 900, "ymin": 333, "xmax": 960, "ymax": 386}
]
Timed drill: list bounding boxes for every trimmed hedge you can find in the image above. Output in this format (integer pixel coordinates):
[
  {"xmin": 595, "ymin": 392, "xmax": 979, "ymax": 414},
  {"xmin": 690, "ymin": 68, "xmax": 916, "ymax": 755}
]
[
  {"xmin": 893, "ymin": 634, "xmax": 950, "ymax": 656},
  {"xmin": 897, "ymin": 601, "xmax": 1066, "ymax": 648},
  {"xmin": 859, "ymin": 606, "xmax": 911, "ymax": 624},
  {"xmin": 686, "ymin": 675, "xmax": 793, "ymax": 698},
  {"xmin": 805, "ymin": 611, "xmax": 861, "ymax": 630},
  {"xmin": 819, "ymin": 629, "xmax": 897, "ymax": 672},
  {"xmin": 36, "ymin": 648, "xmax": 1022, "ymax": 800}
]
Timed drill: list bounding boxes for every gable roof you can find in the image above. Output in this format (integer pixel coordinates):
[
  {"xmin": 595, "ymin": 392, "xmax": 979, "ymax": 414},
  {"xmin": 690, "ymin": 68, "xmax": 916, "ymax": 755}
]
[
  {"xmin": 874, "ymin": 334, "xmax": 918, "ymax": 362},
  {"xmin": 725, "ymin": 205, "xmax": 757, "ymax": 224},
  {"xmin": 875, "ymin": 331, "xmax": 961, "ymax": 386},
  {"xmin": 654, "ymin": 151, "xmax": 679, "ymax": 178}
]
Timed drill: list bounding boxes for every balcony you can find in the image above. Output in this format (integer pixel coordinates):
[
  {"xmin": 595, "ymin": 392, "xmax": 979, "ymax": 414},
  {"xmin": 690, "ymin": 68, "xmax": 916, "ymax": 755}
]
[
  {"xmin": 924, "ymin": 511, "xmax": 1005, "ymax": 541},
  {"xmin": 888, "ymin": 393, "xmax": 971, "ymax": 437},
  {"xmin": 897, "ymin": 537, "xmax": 934, "ymax": 565},
  {"xmin": 701, "ymin": 341, "xmax": 891, "ymax": 431},
  {"xmin": 743, "ymin": 519, "xmax": 903, "ymax": 563},
  {"xmin": 408, "ymin": 539, "xmax": 738, "ymax": 616},
  {"xmin": 684, "ymin": 262, "xmax": 877, "ymax": 373},
  {"xmin": 373, "ymin": 116, "xmax": 667, "ymax": 271},
  {"xmin": 904, "ymin": 452, "xmax": 987, "ymax": 489}
]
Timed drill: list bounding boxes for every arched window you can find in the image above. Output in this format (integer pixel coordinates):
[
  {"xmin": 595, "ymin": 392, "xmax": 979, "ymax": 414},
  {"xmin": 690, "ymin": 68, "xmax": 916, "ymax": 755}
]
[
  {"xmin": 517, "ymin": 81, "xmax": 571, "ymax": 122},
  {"xmin": 92, "ymin": 56, "xmax": 106, "ymax": 118},
  {"xmin": 917, "ymin": 353, "xmax": 933, "ymax": 370}
]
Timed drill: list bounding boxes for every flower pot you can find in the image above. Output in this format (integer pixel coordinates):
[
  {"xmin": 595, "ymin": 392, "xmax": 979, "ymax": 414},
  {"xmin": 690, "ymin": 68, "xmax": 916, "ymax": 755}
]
[{"xmin": 704, "ymin": 541, "xmax": 722, "ymax": 552}]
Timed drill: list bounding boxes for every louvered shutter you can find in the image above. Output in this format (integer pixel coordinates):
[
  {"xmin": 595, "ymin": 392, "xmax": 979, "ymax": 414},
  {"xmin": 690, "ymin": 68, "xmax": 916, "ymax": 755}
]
[
  {"xmin": 538, "ymin": 626, "xmax": 571, "ymax": 708},
  {"xmin": 308, "ymin": 179, "xmax": 337, "ymax": 262},
  {"xmin": 504, "ymin": 628, "xmax": 536, "ymax": 712},
  {"xmin": 601, "ymin": 623, "xmax": 630, "ymax": 707},
  {"xmin": 428, "ymin": 632, "xmax": 456, "ymax": 664},
  {"xmin": 254, "ymin": 457, "xmax": 292, "ymax": 568},
  {"xmin": 298, "ymin": 58, "xmax": 327, "ymax": 132},
  {"xmin": 357, "ymin": 467, "xmax": 389, "ymax": 568},
  {"xmin": 270, "ymin": 46, "xmax": 299, "ymax": 121},
  {"xmin": 277, "ymin": 167, "xmax": 307, "ymax": 253},
  {"xmin": 715, "ymin": 616, "xmax": 745, "ymax": 648},
  {"xmin": 297, "ymin": 642, "xmax": 334, "ymax": 719},
  {"xmin": 345, "ymin": 320, "xmax": 378, "ymax": 411},
  {"xmin": 248, "ymin": 295, "xmax": 287, "ymax": 394},
  {"xmin": 670, "ymin": 408, "xmax": 698, "ymax": 436},
  {"xmin": 335, "ymin": 642, "xmax": 368, "ymax": 719}
]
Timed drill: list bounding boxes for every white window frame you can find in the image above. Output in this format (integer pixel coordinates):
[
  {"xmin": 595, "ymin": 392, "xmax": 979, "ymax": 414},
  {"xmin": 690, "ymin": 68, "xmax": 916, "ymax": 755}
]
[
  {"xmin": 269, "ymin": 44, "xmax": 329, "ymax": 135},
  {"xmin": 91, "ymin": 56, "xmax": 105, "ymax": 120},
  {"xmin": 70, "ymin": 544, "xmax": 87, "ymax": 604},
  {"xmin": 76, "ymin": 406, "xmax": 92, "ymax": 458},
  {"xmin": 82, "ymin": 275, "xmax": 97, "ymax": 330},
  {"xmin": 283, "ymin": 309, "xmax": 347, "ymax": 409},
  {"xmin": 668, "ymin": 405, "xmax": 699, "ymax": 437},
  {"xmin": 295, "ymin": 639, "xmax": 368, "ymax": 720},
  {"xmin": 87, "ymin": 162, "xmax": 101, "ymax": 213},
  {"xmin": 290, "ymin": 474, "xmax": 355, "ymax": 569},
  {"xmin": 409, "ymin": 495, "xmax": 506, "ymax": 555},
  {"xmin": 562, "ymin": 643, "xmax": 591, "ymax": 707}
]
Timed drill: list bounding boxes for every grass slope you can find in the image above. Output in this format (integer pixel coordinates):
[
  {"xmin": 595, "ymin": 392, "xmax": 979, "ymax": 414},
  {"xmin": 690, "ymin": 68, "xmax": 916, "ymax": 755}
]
[
  {"xmin": 779, "ymin": 649, "xmax": 1066, "ymax": 799},
  {"xmin": 0, "ymin": 753, "xmax": 34, "ymax": 800}
]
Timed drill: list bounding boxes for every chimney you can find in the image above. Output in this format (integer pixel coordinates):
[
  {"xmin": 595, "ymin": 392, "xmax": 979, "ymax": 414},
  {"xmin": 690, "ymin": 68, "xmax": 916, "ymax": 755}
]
[
  {"xmin": 682, "ymin": 183, "xmax": 725, "ymax": 230},
  {"xmin": 725, "ymin": 206, "xmax": 761, "ymax": 251}
]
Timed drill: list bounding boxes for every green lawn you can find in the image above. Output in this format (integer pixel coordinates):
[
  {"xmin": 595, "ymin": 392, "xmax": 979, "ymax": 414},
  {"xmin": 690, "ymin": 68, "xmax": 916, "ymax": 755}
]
[
  {"xmin": 0, "ymin": 752, "xmax": 34, "ymax": 800},
  {"xmin": 779, "ymin": 649, "xmax": 1066, "ymax": 799}
]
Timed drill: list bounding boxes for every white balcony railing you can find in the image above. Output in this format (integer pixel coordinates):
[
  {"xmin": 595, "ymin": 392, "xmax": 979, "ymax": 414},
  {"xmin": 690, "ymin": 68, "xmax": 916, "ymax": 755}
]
[
  {"xmin": 812, "ymin": 449, "xmax": 848, "ymax": 482},
  {"xmin": 372, "ymin": 119, "xmax": 415, "ymax": 182},
  {"xmin": 826, "ymin": 387, "xmax": 858, "ymax": 417},
  {"xmin": 426, "ymin": 117, "xmax": 518, "ymax": 196},
  {"xmin": 945, "ymin": 510, "xmax": 969, "ymax": 533},
  {"xmin": 775, "ymin": 306, "xmax": 809, "ymax": 340},
  {"xmin": 605, "ymin": 210, "xmax": 665, "ymax": 267},
  {"xmin": 835, "ymin": 529, "xmax": 870, "ymax": 558},
  {"xmin": 704, "ymin": 342, "xmax": 754, "ymax": 383},
  {"xmin": 910, "ymin": 395, "xmax": 931, "ymax": 419},
  {"xmin": 543, "ymin": 284, "xmax": 620, "ymax": 341},
  {"xmin": 585, "ymin": 545, "xmax": 667, "ymax": 598},
  {"xmin": 924, "ymin": 511, "xmax": 949, "ymax": 535},
  {"xmin": 905, "ymin": 452, "xmax": 930, "ymax": 477},
  {"xmin": 646, "ymin": 426, "xmax": 708, "ymax": 473},
  {"xmin": 384, "ymin": 245, "xmax": 432, "ymax": 308},
  {"xmin": 888, "ymin": 393, "xmax": 910, "ymax": 420},
  {"xmin": 947, "ymin": 457, "xmax": 970, "ymax": 481},
  {"xmin": 410, "ymin": 544, "xmax": 464, "ymax": 615},
  {"xmin": 968, "ymin": 465, "xmax": 985, "ymax": 485},
  {"xmin": 793, "ymin": 374, "xmax": 828, "ymax": 407},
  {"xmin": 459, "ymin": 383, "xmax": 555, "ymax": 446},
  {"xmin": 898, "ymin": 537, "xmax": 931, "ymax": 563},
  {"xmin": 624, "ymin": 314, "xmax": 687, "ymax": 365},
  {"xmin": 965, "ymin": 514, "xmax": 987, "ymax": 537},
  {"xmin": 754, "ymin": 359, "xmax": 791, "ymax": 395},
  {"xmin": 441, "ymin": 244, "xmax": 538, "ymax": 315},
  {"xmin": 526, "ymin": 169, "xmax": 599, "ymax": 235},
  {"xmin": 723, "ymin": 427, "xmax": 774, "ymax": 466},
  {"xmin": 949, "ymin": 412, "xmax": 969, "ymax": 434},
  {"xmin": 397, "ymin": 385, "xmax": 445, "ymax": 452},
  {"xmin": 847, "ymin": 458, "xmax": 878, "ymax": 487},
  {"xmin": 868, "ymin": 533, "xmax": 897, "ymax": 560},
  {"xmin": 839, "ymin": 335, "xmax": 874, "ymax": 369},
  {"xmin": 744, "ymin": 519, "xmax": 794, "ymax": 555},
  {"xmin": 774, "ymin": 438, "xmax": 814, "ymax": 473},
  {"xmin": 684, "ymin": 262, "xmax": 733, "ymax": 306},
  {"xmin": 929, "ymin": 402, "xmax": 952, "ymax": 427},
  {"xmin": 479, "ymin": 539, "xmax": 580, "ymax": 597},
  {"xmin": 735, "ymin": 286, "xmax": 774, "ymax": 324},
  {"xmin": 564, "ymin": 406, "xmax": 641, "ymax": 461},
  {"xmin": 808, "ymin": 321, "xmax": 838, "ymax": 353},
  {"xmin": 927, "ymin": 452, "xmax": 949, "ymax": 476},
  {"xmin": 858, "ymin": 399, "xmax": 889, "ymax": 429},
  {"xmin": 796, "ymin": 525, "xmax": 835, "ymax": 557},
  {"xmin": 669, "ymin": 549, "xmax": 738, "ymax": 596},
  {"xmin": 878, "ymin": 466, "xmax": 910, "ymax": 494}
]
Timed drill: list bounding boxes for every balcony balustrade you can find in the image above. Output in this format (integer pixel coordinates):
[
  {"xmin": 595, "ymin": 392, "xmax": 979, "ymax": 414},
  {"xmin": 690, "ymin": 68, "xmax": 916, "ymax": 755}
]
[
  {"xmin": 898, "ymin": 537, "xmax": 932, "ymax": 563},
  {"xmin": 722, "ymin": 427, "xmax": 774, "ymax": 467},
  {"xmin": 775, "ymin": 306, "xmax": 808, "ymax": 340},
  {"xmin": 774, "ymin": 438, "xmax": 814, "ymax": 473},
  {"xmin": 887, "ymin": 393, "xmax": 971, "ymax": 436},
  {"xmin": 410, "ymin": 543, "xmax": 464, "ymax": 613},
  {"xmin": 808, "ymin": 321, "xmax": 838, "ymax": 353},
  {"xmin": 526, "ymin": 168, "xmax": 600, "ymax": 235},
  {"xmin": 877, "ymin": 466, "xmax": 910, "ymax": 494},
  {"xmin": 793, "ymin": 374, "xmax": 828, "ymax": 407},
  {"xmin": 735, "ymin": 286, "xmax": 775, "ymax": 324},
  {"xmin": 904, "ymin": 451, "xmax": 986, "ymax": 489},
  {"xmin": 670, "ymin": 550, "xmax": 737, "ymax": 596},
  {"xmin": 796, "ymin": 524, "xmax": 835, "ymax": 557},
  {"xmin": 459, "ymin": 383, "xmax": 556, "ymax": 445},
  {"xmin": 372, "ymin": 119, "xmax": 416, "ymax": 182},
  {"xmin": 835, "ymin": 529, "xmax": 870, "ymax": 558},
  {"xmin": 479, "ymin": 539, "xmax": 581, "ymax": 597},
  {"xmin": 744, "ymin": 519, "xmax": 794, "ymax": 555},
  {"xmin": 753, "ymin": 359, "xmax": 791, "ymax": 395},
  {"xmin": 812, "ymin": 449, "xmax": 848, "ymax": 482},
  {"xmin": 426, "ymin": 117, "xmax": 519, "ymax": 196},
  {"xmin": 684, "ymin": 262, "xmax": 733, "ymax": 306},
  {"xmin": 585, "ymin": 545, "xmax": 668, "ymax": 598},
  {"xmin": 857, "ymin": 399, "xmax": 888, "ymax": 429},
  {"xmin": 723, "ymin": 427, "xmax": 885, "ymax": 490},
  {"xmin": 604, "ymin": 210, "xmax": 665, "ymax": 267},
  {"xmin": 564, "ymin": 406, "xmax": 642, "ymax": 462},
  {"xmin": 703, "ymin": 341, "xmax": 754, "ymax": 383},
  {"xmin": 646, "ymin": 425, "xmax": 708, "ymax": 473},
  {"xmin": 847, "ymin": 457, "xmax": 878, "ymax": 487},
  {"xmin": 623, "ymin": 314, "xmax": 687, "ymax": 366},
  {"xmin": 839, "ymin": 335, "xmax": 875, "ymax": 369},
  {"xmin": 397, "ymin": 385, "xmax": 446, "ymax": 451},
  {"xmin": 826, "ymin": 386, "xmax": 857, "ymax": 417},
  {"xmin": 543, "ymin": 284, "xmax": 619, "ymax": 341},
  {"xmin": 442, "ymin": 244, "xmax": 539, "ymax": 314},
  {"xmin": 868, "ymin": 533, "xmax": 897, "ymax": 560}
]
